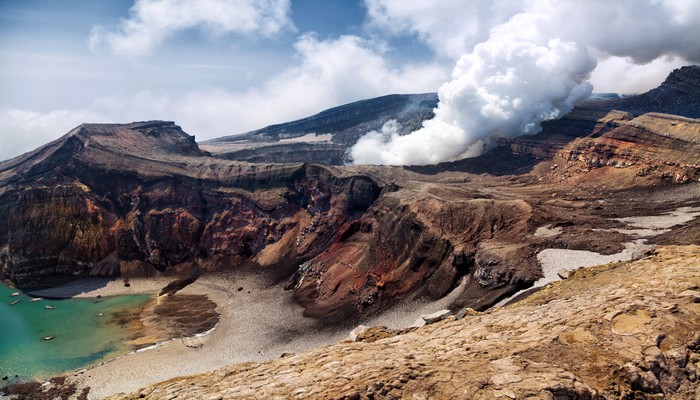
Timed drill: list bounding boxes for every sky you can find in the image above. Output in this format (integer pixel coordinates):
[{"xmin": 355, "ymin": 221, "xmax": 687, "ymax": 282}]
[{"xmin": 0, "ymin": 0, "xmax": 696, "ymax": 162}]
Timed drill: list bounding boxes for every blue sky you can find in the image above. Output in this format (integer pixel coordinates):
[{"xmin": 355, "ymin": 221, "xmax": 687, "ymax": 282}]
[
  {"xmin": 1, "ymin": 0, "xmax": 373, "ymax": 109},
  {"xmin": 0, "ymin": 0, "xmax": 697, "ymax": 161}
]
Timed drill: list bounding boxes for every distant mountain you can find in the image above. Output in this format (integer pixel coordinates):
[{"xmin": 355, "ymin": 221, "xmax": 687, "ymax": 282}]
[
  {"xmin": 200, "ymin": 93, "xmax": 438, "ymax": 164},
  {"xmin": 1, "ymin": 65, "xmax": 699, "ymax": 325},
  {"xmin": 3, "ymin": 67, "xmax": 700, "ymax": 400},
  {"xmin": 202, "ymin": 66, "xmax": 700, "ymax": 165},
  {"xmin": 583, "ymin": 65, "xmax": 700, "ymax": 118}
]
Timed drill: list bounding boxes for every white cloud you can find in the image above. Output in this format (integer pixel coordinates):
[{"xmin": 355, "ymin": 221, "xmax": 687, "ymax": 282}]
[
  {"xmin": 351, "ymin": 0, "xmax": 700, "ymax": 165},
  {"xmin": 352, "ymin": 37, "xmax": 595, "ymax": 165},
  {"xmin": 156, "ymin": 34, "xmax": 446, "ymax": 139},
  {"xmin": 1, "ymin": 34, "xmax": 447, "ymax": 161},
  {"xmin": 4, "ymin": 0, "xmax": 697, "ymax": 165},
  {"xmin": 363, "ymin": 0, "xmax": 522, "ymax": 59},
  {"xmin": 589, "ymin": 55, "xmax": 689, "ymax": 94},
  {"xmin": 365, "ymin": 0, "xmax": 700, "ymax": 67},
  {"xmin": 89, "ymin": 0, "xmax": 296, "ymax": 57}
]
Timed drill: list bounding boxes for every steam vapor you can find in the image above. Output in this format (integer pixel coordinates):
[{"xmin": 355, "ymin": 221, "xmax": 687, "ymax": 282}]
[{"xmin": 351, "ymin": 0, "xmax": 700, "ymax": 166}]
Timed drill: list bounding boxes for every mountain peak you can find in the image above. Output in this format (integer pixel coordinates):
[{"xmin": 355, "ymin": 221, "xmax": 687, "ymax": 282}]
[
  {"xmin": 581, "ymin": 64, "xmax": 700, "ymax": 118},
  {"xmin": 59, "ymin": 120, "xmax": 204, "ymax": 158},
  {"xmin": 661, "ymin": 65, "xmax": 700, "ymax": 89},
  {"xmin": 0, "ymin": 121, "xmax": 207, "ymax": 184}
]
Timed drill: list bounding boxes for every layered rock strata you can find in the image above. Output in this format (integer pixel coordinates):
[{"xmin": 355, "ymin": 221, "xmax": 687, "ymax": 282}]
[
  {"xmin": 2, "ymin": 67, "xmax": 700, "ymax": 322},
  {"xmin": 109, "ymin": 246, "xmax": 700, "ymax": 400},
  {"xmin": 0, "ymin": 122, "xmax": 380, "ymax": 292}
]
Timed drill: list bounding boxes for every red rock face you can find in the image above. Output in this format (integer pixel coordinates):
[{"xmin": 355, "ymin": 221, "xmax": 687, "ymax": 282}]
[
  {"xmin": 0, "ymin": 122, "xmax": 546, "ymax": 322},
  {"xmin": 288, "ymin": 188, "xmax": 540, "ymax": 320},
  {"xmin": 0, "ymin": 122, "xmax": 381, "ymax": 291},
  {"xmin": 1, "ymin": 67, "xmax": 699, "ymax": 322},
  {"xmin": 561, "ymin": 113, "xmax": 700, "ymax": 183},
  {"xmin": 3, "ymin": 184, "xmax": 112, "ymax": 282}
]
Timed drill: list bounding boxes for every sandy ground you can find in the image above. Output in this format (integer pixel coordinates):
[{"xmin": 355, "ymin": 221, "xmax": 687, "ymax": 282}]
[
  {"xmin": 362, "ymin": 275, "xmax": 469, "ymax": 329},
  {"xmin": 49, "ymin": 270, "xmax": 457, "ymax": 399},
  {"xmin": 60, "ymin": 273, "xmax": 344, "ymax": 399},
  {"xmin": 614, "ymin": 206, "xmax": 700, "ymax": 230},
  {"xmin": 494, "ymin": 205, "xmax": 700, "ymax": 308},
  {"xmin": 35, "ymin": 204, "xmax": 700, "ymax": 398}
]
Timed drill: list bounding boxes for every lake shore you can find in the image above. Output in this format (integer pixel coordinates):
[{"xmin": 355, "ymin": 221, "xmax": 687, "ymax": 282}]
[
  {"xmin": 20, "ymin": 204, "xmax": 700, "ymax": 399},
  {"xmin": 29, "ymin": 267, "xmax": 463, "ymax": 399},
  {"xmin": 58, "ymin": 272, "xmax": 347, "ymax": 399}
]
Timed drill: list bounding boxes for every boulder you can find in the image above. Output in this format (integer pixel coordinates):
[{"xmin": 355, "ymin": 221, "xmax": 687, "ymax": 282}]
[
  {"xmin": 557, "ymin": 269, "xmax": 571, "ymax": 280},
  {"xmin": 409, "ymin": 318, "xmax": 426, "ymax": 329},
  {"xmin": 421, "ymin": 310, "xmax": 452, "ymax": 324},
  {"xmin": 349, "ymin": 325, "xmax": 368, "ymax": 342}
]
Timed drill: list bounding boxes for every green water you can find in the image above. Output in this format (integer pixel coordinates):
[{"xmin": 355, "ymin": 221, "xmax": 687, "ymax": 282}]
[{"xmin": 0, "ymin": 283, "xmax": 151, "ymax": 382}]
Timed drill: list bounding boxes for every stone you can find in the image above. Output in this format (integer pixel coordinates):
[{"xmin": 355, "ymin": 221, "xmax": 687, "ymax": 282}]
[
  {"xmin": 679, "ymin": 290, "xmax": 700, "ymax": 303},
  {"xmin": 103, "ymin": 246, "xmax": 700, "ymax": 400},
  {"xmin": 419, "ymin": 310, "xmax": 451, "ymax": 324},
  {"xmin": 349, "ymin": 325, "xmax": 368, "ymax": 342},
  {"xmin": 493, "ymin": 388, "xmax": 517, "ymax": 399},
  {"xmin": 409, "ymin": 318, "xmax": 426, "ymax": 329},
  {"xmin": 490, "ymin": 372, "xmax": 522, "ymax": 386},
  {"xmin": 453, "ymin": 309, "xmax": 467, "ymax": 320},
  {"xmin": 557, "ymin": 269, "xmax": 571, "ymax": 279}
]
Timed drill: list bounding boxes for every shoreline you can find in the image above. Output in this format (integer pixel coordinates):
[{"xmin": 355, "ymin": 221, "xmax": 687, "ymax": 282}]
[
  {"xmin": 46, "ymin": 269, "xmax": 463, "ymax": 399},
  {"xmin": 22, "ymin": 207, "xmax": 700, "ymax": 398},
  {"xmin": 63, "ymin": 272, "xmax": 350, "ymax": 399},
  {"xmin": 0, "ymin": 281, "xmax": 156, "ymax": 387}
]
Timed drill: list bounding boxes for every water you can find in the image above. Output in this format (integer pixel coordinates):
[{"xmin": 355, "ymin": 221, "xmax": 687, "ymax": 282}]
[{"xmin": 0, "ymin": 282, "xmax": 151, "ymax": 382}]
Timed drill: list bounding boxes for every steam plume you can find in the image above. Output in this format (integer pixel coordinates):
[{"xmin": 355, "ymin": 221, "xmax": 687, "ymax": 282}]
[{"xmin": 351, "ymin": 0, "xmax": 700, "ymax": 165}]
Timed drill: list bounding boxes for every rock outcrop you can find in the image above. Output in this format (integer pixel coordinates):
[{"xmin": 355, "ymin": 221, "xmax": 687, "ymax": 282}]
[
  {"xmin": 201, "ymin": 93, "xmax": 438, "ymax": 164},
  {"xmin": 108, "ymin": 245, "xmax": 700, "ymax": 400},
  {"xmin": 0, "ymin": 121, "xmax": 545, "ymax": 321},
  {"xmin": 288, "ymin": 185, "xmax": 539, "ymax": 319},
  {"xmin": 201, "ymin": 66, "xmax": 700, "ymax": 167},
  {"xmin": 0, "ymin": 122, "xmax": 381, "ymax": 290},
  {"xmin": 2, "ymin": 67, "xmax": 700, "ymax": 324}
]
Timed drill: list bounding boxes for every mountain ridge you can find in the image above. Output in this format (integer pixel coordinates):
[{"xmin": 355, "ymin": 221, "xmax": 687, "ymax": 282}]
[
  {"xmin": 1, "ymin": 66, "xmax": 699, "ymax": 322},
  {"xmin": 2, "ymin": 66, "xmax": 700, "ymax": 400},
  {"xmin": 200, "ymin": 65, "xmax": 700, "ymax": 165}
]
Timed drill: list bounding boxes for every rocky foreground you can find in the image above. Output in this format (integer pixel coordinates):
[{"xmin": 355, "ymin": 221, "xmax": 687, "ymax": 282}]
[
  {"xmin": 1, "ymin": 67, "xmax": 700, "ymax": 399},
  {"xmin": 109, "ymin": 245, "xmax": 700, "ymax": 399}
]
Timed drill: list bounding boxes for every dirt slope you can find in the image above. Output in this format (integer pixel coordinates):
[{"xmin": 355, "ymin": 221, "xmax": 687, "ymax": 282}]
[{"xmin": 108, "ymin": 245, "xmax": 700, "ymax": 400}]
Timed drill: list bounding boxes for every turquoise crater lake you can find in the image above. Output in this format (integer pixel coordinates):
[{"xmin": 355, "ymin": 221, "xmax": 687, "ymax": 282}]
[{"xmin": 0, "ymin": 282, "xmax": 151, "ymax": 383}]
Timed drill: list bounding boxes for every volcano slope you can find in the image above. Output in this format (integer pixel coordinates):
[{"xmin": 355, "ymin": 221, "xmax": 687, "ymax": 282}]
[
  {"xmin": 2, "ymin": 67, "xmax": 700, "ymax": 399},
  {"xmin": 1, "ymin": 67, "xmax": 700, "ymax": 325},
  {"xmin": 110, "ymin": 245, "xmax": 700, "ymax": 400}
]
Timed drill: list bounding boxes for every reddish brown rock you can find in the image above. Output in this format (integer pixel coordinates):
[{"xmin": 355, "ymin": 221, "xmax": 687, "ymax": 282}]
[
  {"xmin": 107, "ymin": 246, "xmax": 700, "ymax": 400},
  {"xmin": 1, "ymin": 67, "xmax": 700, "ymax": 322}
]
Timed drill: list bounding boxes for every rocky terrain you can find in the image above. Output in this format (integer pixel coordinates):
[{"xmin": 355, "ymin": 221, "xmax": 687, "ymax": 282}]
[
  {"xmin": 109, "ymin": 245, "xmax": 700, "ymax": 399},
  {"xmin": 201, "ymin": 66, "xmax": 700, "ymax": 167},
  {"xmin": 1, "ymin": 66, "xmax": 700, "ymax": 399},
  {"xmin": 1, "ymin": 66, "xmax": 700, "ymax": 324},
  {"xmin": 585, "ymin": 65, "xmax": 700, "ymax": 118},
  {"xmin": 0, "ymin": 122, "xmax": 381, "ymax": 295},
  {"xmin": 200, "ymin": 93, "xmax": 438, "ymax": 164}
]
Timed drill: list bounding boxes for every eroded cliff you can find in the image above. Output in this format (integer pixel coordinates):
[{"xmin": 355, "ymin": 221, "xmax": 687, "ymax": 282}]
[
  {"xmin": 0, "ymin": 122, "xmax": 381, "ymax": 290},
  {"xmin": 2, "ymin": 67, "xmax": 700, "ymax": 324},
  {"xmin": 108, "ymin": 245, "xmax": 700, "ymax": 400}
]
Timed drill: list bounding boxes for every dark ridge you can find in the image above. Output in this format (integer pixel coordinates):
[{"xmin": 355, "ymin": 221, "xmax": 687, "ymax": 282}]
[
  {"xmin": 202, "ymin": 65, "xmax": 699, "ymax": 166},
  {"xmin": 205, "ymin": 93, "xmax": 439, "ymax": 145},
  {"xmin": 583, "ymin": 65, "xmax": 700, "ymax": 118},
  {"xmin": 215, "ymin": 142, "xmax": 347, "ymax": 165}
]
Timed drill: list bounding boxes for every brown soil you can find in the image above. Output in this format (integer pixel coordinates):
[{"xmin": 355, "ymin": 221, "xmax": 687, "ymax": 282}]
[{"xmin": 110, "ymin": 246, "xmax": 700, "ymax": 400}]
